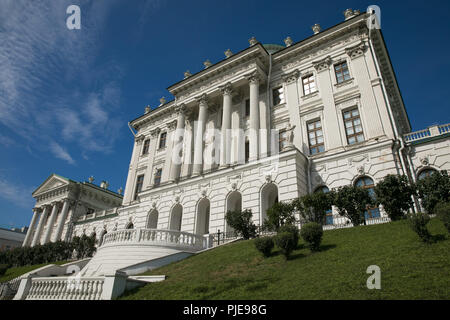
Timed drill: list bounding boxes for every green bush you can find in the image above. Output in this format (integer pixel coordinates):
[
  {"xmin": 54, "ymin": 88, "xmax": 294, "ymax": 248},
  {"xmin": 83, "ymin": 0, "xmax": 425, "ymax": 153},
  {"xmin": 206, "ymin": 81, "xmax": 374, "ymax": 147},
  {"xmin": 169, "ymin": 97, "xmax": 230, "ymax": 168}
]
[
  {"xmin": 300, "ymin": 222, "xmax": 323, "ymax": 252},
  {"xmin": 0, "ymin": 264, "xmax": 9, "ymax": 276},
  {"xmin": 278, "ymin": 224, "xmax": 299, "ymax": 249},
  {"xmin": 374, "ymin": 174, "xmax": 414, "ymax": 221},
  {"xmin": 407, "ymin": 213, "xmax": 432, "ymax": 242},
  {"xmin": 225, "ymin": 209, "xmax": 258, "ymax": 240},
  {"xmin": 435, "ymin": 202, "xmax": 450, "ymax": 233},
  {"xmin": 274, "ymin": 232, "xmax": 296, "ymax": 260},
  {"xmin": 333, "ymin": 185, "xmax": 374, "ymax": 226},
  {"xmin": 294, "ymin": 192, "xmax": 333, "ymax": 224},
  {"xmin": 265, "ymin": 201, "xmax": 296, "ymax": 232},
  {"xmin": 254, "ymin": 237, "xmax": 274, "ymax": 257}
]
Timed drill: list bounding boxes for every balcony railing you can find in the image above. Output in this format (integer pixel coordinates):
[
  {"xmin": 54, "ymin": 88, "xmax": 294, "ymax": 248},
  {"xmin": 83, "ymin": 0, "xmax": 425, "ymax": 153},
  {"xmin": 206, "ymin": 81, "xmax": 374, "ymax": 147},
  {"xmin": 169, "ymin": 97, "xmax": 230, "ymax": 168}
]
[
  {"xmin": 101, "ymin": 228, "xmax": 208, "ymax": 251},
  {"xmin": 25, "ymin": 277, "xmax": 104, "ymax": 300},
  {"xmin": 404, "ymin": 124, "xmax": 450, "ymax": 143}
]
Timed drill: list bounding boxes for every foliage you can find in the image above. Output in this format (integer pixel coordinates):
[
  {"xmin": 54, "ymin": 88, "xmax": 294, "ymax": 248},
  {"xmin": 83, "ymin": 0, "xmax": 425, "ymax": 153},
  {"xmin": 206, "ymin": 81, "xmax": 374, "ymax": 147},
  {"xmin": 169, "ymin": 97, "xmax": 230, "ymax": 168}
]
[
  {"xmin": 0, "ymin": 234, "xmax": 97, "ymax": 268},
  {"xmin": 300, "ymin": 223, "xmax": 323, "ymax": 252},
  {"xmin": 435, "ymin": 202, "xmax": 450, "ymax": 233},
  {"xmin": 225, "ymin": 209, "xmax": 258, "ymax": 240},
  {"xmin": 374, "ymin": 174, "xmax": 414, "ymax": 221},
  {"xmin": 274, "ymin": 232, "xmax": 296, "ymax": 260},
  {"xmin": 332, "ymin": 186, "xmax": 374, "ymax": 226},
  {"xmin": 293, "ymin": 192, "xmax": 333, "ymax": 225},
  {"xmin": 72, "ymin": 234, "xmax": 97, "ymax": 259},
  {"xmin": 416, "ymin": 170, "xmax": 450, "ymax": 214},
  {"xmin": 264, "ymin": 201, "xmax": 296, "ymax": 232},
  {"xmin": 254, "ymin": 237, "xmax": 274, "ymax": 257},
  {"xmin": 407, "ymin": 213, "xmax": 432, "ymax": 243},
  {"xmin": 278, "ymin": 224, "xmax": 299, "ymax": 249},
  {"xmin": 0, "ymin": 264, "xmax": 9, "ymax": 276}
]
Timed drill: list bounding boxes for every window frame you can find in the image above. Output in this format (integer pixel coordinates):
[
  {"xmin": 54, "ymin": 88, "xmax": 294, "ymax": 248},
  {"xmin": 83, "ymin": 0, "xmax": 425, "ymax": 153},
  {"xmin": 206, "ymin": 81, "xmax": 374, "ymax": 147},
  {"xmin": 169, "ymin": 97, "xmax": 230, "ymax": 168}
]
[
  {"xmin": 158, "ymin": 132, "xmax": 167, "ymax": 150},
  {"xmin": 142, "ymin": 139, "xmax": 150, "ymax": 155},
  {"xmin": 343, "ymin": 107, "xmax": 364, "ymax": 145},
  {"xmin": 307, "ymin": 118, "xmax": 325, "ymax": 155},
  {"xmin": 272, "ymin": 86, "xmax": 285, "ymax": 106},
  {"xmin": 302, "ymin": 74, "xmax": 317, "ymax": 96},
  {"xmin": 134, "ymin": 174, "xmax": 145, "ymax": 200},
  {"xmin": 154, "ymin": 168, "xmax": 163, "ymax": 186},
  {"xmin": 334, "ymin": 61, "xmax": 351, "ymax": 84}
]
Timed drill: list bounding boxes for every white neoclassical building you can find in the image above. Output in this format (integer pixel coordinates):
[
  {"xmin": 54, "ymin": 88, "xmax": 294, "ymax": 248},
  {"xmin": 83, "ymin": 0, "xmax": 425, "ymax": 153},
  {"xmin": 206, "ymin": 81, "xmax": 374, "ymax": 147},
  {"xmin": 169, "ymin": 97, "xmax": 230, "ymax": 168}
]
[{"xmin": 17, "ymin": 8, "xmax": 450, "ymax": 300}]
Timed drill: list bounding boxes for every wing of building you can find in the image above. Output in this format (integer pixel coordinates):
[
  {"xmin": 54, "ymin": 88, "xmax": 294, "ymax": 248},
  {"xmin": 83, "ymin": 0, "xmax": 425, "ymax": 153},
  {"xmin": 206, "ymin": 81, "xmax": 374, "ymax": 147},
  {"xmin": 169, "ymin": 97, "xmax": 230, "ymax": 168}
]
[{"xmin": 23, "ymin": 9, "xmax": 450, "ymax": 248}]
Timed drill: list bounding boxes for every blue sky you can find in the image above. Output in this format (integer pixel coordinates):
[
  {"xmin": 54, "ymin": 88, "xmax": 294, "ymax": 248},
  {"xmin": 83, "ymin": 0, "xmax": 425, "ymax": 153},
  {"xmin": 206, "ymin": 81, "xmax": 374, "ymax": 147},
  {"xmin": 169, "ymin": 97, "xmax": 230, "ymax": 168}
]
[{"xmin": 0, "ymin": 0, "xmax": 449, "ymax": 229}]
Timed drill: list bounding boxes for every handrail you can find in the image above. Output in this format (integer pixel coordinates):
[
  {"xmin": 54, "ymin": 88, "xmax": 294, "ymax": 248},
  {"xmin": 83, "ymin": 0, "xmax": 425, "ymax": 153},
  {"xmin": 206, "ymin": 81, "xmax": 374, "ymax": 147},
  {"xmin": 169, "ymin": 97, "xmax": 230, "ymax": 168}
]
[{"xmin": 404, "ymin": 123, "xmax": 450, "ymax": 143}]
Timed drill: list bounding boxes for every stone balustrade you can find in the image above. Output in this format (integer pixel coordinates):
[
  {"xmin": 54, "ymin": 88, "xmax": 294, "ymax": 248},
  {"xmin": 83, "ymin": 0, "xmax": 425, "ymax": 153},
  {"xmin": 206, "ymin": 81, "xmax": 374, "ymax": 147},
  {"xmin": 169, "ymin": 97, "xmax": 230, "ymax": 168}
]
[
  {"xmin": 404, "ymin": 123, "xmax": 450, "ymax": 143},
  {"xmin": 26, "ymin": 277, "xmax": 104, "ymax": 300},
  {"xmin": 101, "ymin": 228, "xmax": 207, "ymax": 251}
]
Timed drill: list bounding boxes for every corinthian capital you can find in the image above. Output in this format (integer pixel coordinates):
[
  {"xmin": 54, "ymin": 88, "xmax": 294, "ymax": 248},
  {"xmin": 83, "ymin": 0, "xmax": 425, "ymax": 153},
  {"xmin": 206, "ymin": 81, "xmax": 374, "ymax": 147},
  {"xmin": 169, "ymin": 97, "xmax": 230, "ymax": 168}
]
[
  {"xmin": 220, "ymin": 82, "xmax": 233, "ymax": 96},
  {"xmin": 195, "ymin": 93, "xmax": 208, "ymax": 106},
  {"xmin": 246, "ymin": 71, "xmax": 260, "ymax": 85},
  {"xmin": 313, "ymin": 56, "xmax": 332, "ymax": 72},
  {"xmin": 282, "ymin": 70, "xmax": 300, "ymax": 84},
  {"xmin": 345, "ymin": 41, "xmax": 367, "ymax": 59},
  {"xmin": 175, "ymin": 104, "xmax": 186, "ymax": 116},
  {"xmin": 150, "ymin": 127, "xmax": 161, "ymax": 138}
]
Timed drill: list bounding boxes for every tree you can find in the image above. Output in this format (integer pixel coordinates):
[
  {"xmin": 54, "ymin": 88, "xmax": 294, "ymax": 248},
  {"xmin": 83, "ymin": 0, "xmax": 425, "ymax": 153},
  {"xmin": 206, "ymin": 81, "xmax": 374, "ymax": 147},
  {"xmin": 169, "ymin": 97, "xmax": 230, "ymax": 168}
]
[
  {"xmin": 374, "ymin": 174, "xmax": 414, "ymax": 220},
  {"xmin": 294, "ymin": 192, "xmax": 332, "ymax": 225},
  {"xmin": 416, "ymin": 170, "xmax": 450, "ymax": 214},
  {"xmin": 225, "ymin": 209, "xmax": 257, "ymax": 240},
  {"xmin": 333, "ymin": 185, "xmax": 374, "ymax": 226},
  {"xmin": 264, "ymin": 201, "xmax": 296, "ymax": 231}
]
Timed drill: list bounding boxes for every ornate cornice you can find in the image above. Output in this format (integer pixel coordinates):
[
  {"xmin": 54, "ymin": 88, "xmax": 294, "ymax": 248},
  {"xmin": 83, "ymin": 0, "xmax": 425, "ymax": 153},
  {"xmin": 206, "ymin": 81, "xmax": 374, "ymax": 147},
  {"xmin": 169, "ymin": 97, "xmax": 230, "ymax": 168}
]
[{"xmin": 313, "ymin": 55, "xmax": 332, "ymax": 72}]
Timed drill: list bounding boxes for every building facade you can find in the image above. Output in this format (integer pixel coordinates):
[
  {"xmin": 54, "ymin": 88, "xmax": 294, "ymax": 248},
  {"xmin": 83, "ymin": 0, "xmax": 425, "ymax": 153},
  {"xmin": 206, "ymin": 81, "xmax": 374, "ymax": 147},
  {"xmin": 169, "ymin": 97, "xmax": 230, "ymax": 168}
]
[
  {"xmin": 23, "ymin": 174, "xmax": 123, "ymax": 247},
  {"xmin": 24, "ymin": 9, "xmax": 450, "ymax": 247},
  {"xmin": 1, "ymin": 227, "xmax": 27, "ymax": 251}
]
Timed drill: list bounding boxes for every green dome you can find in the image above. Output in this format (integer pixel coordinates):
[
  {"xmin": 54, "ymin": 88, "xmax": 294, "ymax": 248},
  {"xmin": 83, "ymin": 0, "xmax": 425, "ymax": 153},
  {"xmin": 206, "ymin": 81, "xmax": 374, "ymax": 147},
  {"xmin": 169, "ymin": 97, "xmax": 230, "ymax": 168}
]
[{"xmin": 263, "ymin": 43, "xmax": 285, "ymax": 54}]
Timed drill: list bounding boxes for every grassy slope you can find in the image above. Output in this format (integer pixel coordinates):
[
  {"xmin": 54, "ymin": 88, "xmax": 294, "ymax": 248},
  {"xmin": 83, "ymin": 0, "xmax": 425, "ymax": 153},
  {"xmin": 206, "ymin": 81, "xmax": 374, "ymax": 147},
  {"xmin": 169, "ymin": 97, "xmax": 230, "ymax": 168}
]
[
  {"xmin": 0, "ymin": 261, "xmax": 68, "ymax": 283},
  {"xmin": 120, "ymin": 219, "xmax": 449, "ymax": 300}
]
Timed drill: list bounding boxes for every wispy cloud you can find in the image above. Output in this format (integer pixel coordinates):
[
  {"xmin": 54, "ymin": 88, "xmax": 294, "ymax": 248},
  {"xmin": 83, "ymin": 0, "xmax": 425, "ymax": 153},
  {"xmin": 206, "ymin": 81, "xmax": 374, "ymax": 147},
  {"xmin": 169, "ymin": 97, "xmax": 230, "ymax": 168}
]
[
  {"xmin": 0, "ymin": 177, "xmax": 34, "ymax": 209},
  {"xmin": 50, "ymin": 141, "xmax": 75, "ymax": 165},
  {"xmin": 0, "ymin": 0, "xmax": 124, "ymax": 163}
]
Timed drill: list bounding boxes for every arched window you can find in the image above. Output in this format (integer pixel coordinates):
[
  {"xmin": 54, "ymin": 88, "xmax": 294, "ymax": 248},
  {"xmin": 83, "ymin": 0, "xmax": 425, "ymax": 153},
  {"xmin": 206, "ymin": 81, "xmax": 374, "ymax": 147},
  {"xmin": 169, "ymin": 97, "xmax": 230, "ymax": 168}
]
[
  {"xmin": 355, "ymin": 176, "xmax": 380, "ymax": 219},
  {"xmin": 418, "ymin": 168, "xmax": 437, "ymax": 180},
  {"xmin": 99, "ymin": 230, "xmax": 107, "ymax": 246},
  {"xmin": 196, "ymin": 199, "xmax": 210, "ymax": 235},
  {"xmin": 314, "ymin": 186, "xmax": 333, "ymax": 225},
  {"xmin": 261, "ymin": 183, "xmax": 279, "ymax": 225},
  {"xmin": 146, "ymin": 210, "xmax": 159, "ymax": 229}
]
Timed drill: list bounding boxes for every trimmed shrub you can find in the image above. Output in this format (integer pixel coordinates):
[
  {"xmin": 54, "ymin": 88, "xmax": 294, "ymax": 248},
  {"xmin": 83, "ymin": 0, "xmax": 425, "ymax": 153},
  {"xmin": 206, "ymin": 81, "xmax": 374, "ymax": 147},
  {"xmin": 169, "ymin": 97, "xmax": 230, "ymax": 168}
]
[
  {"xmin": 0, "ymin": 264, "xmax": 9, "ymax": 276},
  {"xmin": 435, "ymin": 202, "xmax": 450, "ymax": 233},
  {"xmin": 278, "ymin": 224, "xmax": 299, "ymax": 249},
  {"xmin": 407, "ymin": 213, "xmax": 432, "ymax": 243},
  {"xmin": 274, "ymin": 232, "xmax": 296, "ymax": 260},
  {"xmin": 300, "ymin": 222, "xmax": 323, "ymax": 252},
  {"xmin": 294, "ymin": 192, "xmax": 333, "ymax": 224},
  {"xmin": 254, "ymin": 237, "xmax": 274, "ymax": 257},
  {"xmin": 333, "ymin": 185, "xmax": 374, "ymax": 226},
  {"xmin": 225, "ymin": 209, "xmax": 258, "ymax": 240},
  {"xmin": 416, "ymin": 170, "xmax": 450, "ymax": 214}
]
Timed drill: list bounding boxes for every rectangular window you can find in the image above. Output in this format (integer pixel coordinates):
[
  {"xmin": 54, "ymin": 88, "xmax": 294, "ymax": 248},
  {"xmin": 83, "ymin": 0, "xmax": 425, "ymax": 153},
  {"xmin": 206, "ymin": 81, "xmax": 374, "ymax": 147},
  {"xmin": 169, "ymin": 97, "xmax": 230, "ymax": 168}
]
[
  {"xmin": 159, "ymin": 132, "xmax": 167, "ymax": 149},
  {"xmin": 302, "ymin": 74, "xmax": 316, "ymax": 96},
  {"xmin": 245, "ymin": 140, "xmax": 250, "ymax": 163},
  {"xmin": 307, "ymin": 119, "xmax": 325, "ymax": 155},
  {"xmin": 334, "ymin": 61, "xmax": 351, "ymax": 84},
  {"xmin": 343, "ymin": 108, "xmax": 364, "ymax": 145},
  {"xmin": 245, "ymin": 99, "xmax": 250, "ymax": 117},
  {"xmin": 278, "ymin": 130, "xmax": 287, "ymax": 152},
  {"xmin": 154, "ymin": 169, "xmax": 162, "ymax": 186},
  {"xmin": 134, "ymin": 175, "xmax": 144, "ymax": 200},
  {"xmin": 142, "ymin": 139, "xmax": 150, "ymax": 155},
  {"xmin": 272, "ymin": 86, "xmax": 285, "ymax": 106}
]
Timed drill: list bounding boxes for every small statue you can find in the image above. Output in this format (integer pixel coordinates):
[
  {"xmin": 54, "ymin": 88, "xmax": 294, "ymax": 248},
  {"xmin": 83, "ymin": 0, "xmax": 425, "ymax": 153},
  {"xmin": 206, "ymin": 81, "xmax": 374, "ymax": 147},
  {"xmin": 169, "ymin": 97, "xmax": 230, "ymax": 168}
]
[{"xmin": 285, "ymin": 123, "xmax": 296, "ymax": 149}]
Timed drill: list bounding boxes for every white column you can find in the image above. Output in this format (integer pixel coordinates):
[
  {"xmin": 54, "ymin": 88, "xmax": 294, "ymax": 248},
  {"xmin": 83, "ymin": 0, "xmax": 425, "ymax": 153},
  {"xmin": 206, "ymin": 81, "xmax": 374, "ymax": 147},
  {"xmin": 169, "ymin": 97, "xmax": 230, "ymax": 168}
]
[
  {"xmin": 23, "ymin": 208, "xmax": 40, "ymax": 247},
  {"xmin": 31, "ymin": 205, "xmax": 50, "ymax": 247},
  {"xmin": 220, "ymin": 83, "xmax": 233, "ymax": 168},
  {"xmin": 248, "ymin": 72, "xmax": 260, "ymax": 162},
  {"xmin": 170, "ymin": 105, "xmax": 186, "ymax": 181},
  {"xmin": 52, "ymin": 199, "xmax": 71, "ymax": 242},
  {"xmin": 193, "ymin": 94, "xmax": 209, "ymax": 176},
  {"xmin": 43, "ymin": 202, "xmax": 59, "ymax": 244}
]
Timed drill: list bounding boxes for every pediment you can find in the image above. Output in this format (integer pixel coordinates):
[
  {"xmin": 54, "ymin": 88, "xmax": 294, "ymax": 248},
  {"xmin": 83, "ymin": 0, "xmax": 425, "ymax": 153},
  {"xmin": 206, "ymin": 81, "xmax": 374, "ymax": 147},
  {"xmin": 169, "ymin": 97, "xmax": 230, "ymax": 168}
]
[{"xmin": 32, "ymin": 174, "xmax": 70, "ymax": 197}]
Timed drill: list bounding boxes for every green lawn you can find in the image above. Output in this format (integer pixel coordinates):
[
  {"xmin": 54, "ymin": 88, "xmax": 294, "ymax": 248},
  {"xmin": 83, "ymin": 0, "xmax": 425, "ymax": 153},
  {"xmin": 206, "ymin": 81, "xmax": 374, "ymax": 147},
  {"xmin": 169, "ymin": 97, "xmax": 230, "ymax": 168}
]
[
  {"xmin": 120, "ymin": 219, "xmax": 450, "ymax": 300},
  {"xmin": 0, "ymin": 261, "xmax": 69, "ymax": 283}
]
